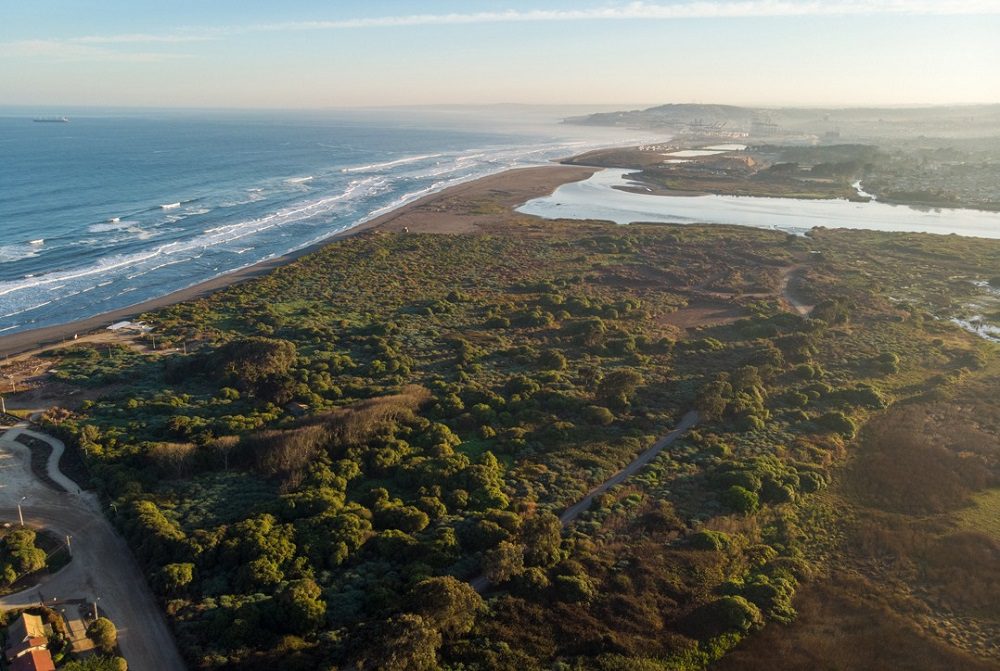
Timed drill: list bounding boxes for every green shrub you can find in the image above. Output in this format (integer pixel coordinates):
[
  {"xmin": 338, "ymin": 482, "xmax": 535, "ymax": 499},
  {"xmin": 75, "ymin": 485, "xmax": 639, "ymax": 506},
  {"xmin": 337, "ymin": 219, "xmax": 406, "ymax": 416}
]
[
  {"xmin": 721, "ymin": 485, "xmax": 760, "ymax": 514},
  {"xmin": 585, "ymin": 405, "xmax": 615, "ymax": 426},
  {"xmin": 689, "ymin": 530, "xmax": 733, "ymax": 551}
]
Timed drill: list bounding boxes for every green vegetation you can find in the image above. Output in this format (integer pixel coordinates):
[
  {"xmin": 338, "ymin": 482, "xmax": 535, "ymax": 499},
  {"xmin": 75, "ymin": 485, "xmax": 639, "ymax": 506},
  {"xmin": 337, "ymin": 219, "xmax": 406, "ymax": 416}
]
[
  {"xmin": 0, "ymin": 528, "xmax": 46, "ymax": 587},
  {"xmin": 567, "ymin": 140, "xmax": 1000, "ymax": 211},
  {"xmin": 0, "ymin": 527, "xmax": 67, "ymax": 592},
  {"xmin": 62, "ymin": 655, "xmax": 129, "ymax": 671},
  {"xmin": 31, "ymin": 213, "xmax": 1000, "ymax": 670},
  {"xmin": 956, "ymin": 488, "xmax": 1000, "ymax": 540},
  {"xmin": 86, "ymin": 616, "xmax": 119, "ymax": 654}
]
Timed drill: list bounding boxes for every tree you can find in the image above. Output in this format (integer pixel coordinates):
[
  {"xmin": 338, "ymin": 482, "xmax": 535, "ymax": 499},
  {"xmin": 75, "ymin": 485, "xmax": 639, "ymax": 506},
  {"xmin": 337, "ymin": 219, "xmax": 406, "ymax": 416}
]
[
  {"xmin": 276, "ymin": 578, "xmax": 327, "ymax": 634},
  {"xmin": 553, "ymin": 574, "xmax": 596, "ymax": 603},
  {"xmin": 214, "ymin": 336, "xmax": 297, "ymax": 391},
  {"xmin": 573, "ymin": 318, "xmax": 607, "ymax": 348},
  {"xmin": 682, "ymin": 596, "xmax": 764, "ymax": 638},
  {"xmin": 585, "ymin": 405, "xmax": 615, "ymax": 426},
  {"xmin": 147, "ymin": 442, "xmax": 195, "ymax": 478},
  {"xmin": 408, "ymin": 576, "xmax": 484, "ymax": 637},
  {"xmin": 156, "ymin": 562, "xmax": 194, "ymax": 595},
  {"xmin": 696, "ymin": 379, "xmax": 733, "ymax": 421},
  {"xmin": 3, "ymin": 528, "xmax": 46, "ymax": 575},
  {"xmin": 61, "ymin": 657, "xmax": 128, "ymax": 671},
  {"xmin": 521, "ymin": 512, "xmax": 562, "ymax": 567},
  {"xmin": 721, "ymin": 485, "xmax": 760, "ymax": 514},
  {"xmin": 538, "ymin": 349, "xmax": 567, "ymax": 370},
  {"xmin": 482, "ymin": 541, "xmax": 524, "ymax": 583},
  {"xmin": 360, "ymin": 614, "xmax": 441, "ymax": 671},
  {"xmin": 597, "ymin": 369, "xmax": 644, "ymax": 408},
  {"xmin": 87, "ymin": 617, "xmax": 118, "ymax": 654}
]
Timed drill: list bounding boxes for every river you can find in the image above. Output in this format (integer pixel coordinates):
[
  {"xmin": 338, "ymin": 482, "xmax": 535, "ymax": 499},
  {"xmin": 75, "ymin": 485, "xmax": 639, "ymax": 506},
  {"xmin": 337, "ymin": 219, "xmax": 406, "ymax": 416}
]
[{"xmin": 517, "ymin": 168, "xmax": 1000, "ymax": 239}]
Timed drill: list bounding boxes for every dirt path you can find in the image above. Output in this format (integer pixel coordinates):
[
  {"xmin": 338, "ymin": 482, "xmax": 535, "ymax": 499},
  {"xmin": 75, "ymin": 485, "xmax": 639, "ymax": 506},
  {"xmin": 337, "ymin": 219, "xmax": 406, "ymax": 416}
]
[
  {"xmin": 779, "ymin": 265, "xmax": 814, "ymax": 317},
  {"xmin": 471, "ymin": 410, "xmax": 699, "ymax": 593},
  {"xmin": 558, "ymin": 411, "xmax": 699, "ymax": 524},
  {"xmin": 0, "ymin": 424, "xmax": 187, "ymax": 671}
]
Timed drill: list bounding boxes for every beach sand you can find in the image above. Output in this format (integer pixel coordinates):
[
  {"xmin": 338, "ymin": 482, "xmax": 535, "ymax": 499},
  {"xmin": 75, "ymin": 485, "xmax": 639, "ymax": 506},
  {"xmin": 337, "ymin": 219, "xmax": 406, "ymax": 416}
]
[{"xmin": 0, "ymin": 164, "xmax": 597, "ymax": 359}]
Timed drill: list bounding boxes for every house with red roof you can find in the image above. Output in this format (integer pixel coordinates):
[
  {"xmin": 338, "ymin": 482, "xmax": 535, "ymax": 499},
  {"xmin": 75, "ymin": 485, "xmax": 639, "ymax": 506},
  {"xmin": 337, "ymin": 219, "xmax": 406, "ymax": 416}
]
[
  {"xmin": 4, "ymin": 614, "xmax": 55, "ymax": 671},
  {"xmin": 9, "ymin": 649, "xmax": 56, "ymax": 671}
]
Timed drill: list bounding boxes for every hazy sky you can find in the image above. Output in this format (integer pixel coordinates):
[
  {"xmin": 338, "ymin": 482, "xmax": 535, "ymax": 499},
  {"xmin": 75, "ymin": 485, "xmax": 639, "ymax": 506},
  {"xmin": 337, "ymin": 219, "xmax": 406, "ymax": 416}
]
[{"xmin": 3, "ymin": 0, "xmax": 999, "ymax": 108}]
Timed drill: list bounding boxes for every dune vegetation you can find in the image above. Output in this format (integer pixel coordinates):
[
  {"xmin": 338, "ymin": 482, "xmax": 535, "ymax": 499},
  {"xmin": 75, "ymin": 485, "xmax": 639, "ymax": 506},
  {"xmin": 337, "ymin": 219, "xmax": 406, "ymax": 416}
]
[{"xmin": 32, "ymin": 207, "xmax": 1000, "ymax": 670}]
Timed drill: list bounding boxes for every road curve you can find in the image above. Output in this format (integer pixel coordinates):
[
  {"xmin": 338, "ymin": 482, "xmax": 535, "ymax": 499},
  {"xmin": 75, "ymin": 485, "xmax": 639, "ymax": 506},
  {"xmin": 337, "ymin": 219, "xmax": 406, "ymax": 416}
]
[
  {"xmin": 0, "ymin": 425, "xmax": 187, "ymax": 671},
  {"xmin": 2, "ymin": 426, "xmax": 83, "ymax": 494}
]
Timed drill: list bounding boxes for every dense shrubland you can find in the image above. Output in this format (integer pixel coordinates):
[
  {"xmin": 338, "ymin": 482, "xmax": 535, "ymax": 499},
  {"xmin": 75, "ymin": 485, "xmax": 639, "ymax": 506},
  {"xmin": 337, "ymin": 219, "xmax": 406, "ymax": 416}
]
[{"xmin": 35, "ymin": 219, "xmax": 999, "ymax": 670}]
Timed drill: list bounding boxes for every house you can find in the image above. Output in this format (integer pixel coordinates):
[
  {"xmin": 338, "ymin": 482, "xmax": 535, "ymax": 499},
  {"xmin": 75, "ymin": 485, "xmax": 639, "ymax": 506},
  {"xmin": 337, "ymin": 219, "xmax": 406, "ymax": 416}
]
[
  {"xmin": 9, "ymin": 649, "xmax": 56, "ymax": 671},
  {"xmin": 6, "ymin": 637, "xmax": 48, "ymax": 662},
  {"xmin": 6, "ymin": 613, "xmax": 45, "ymax": 645},
  {"xmin": 5, "ymin": 614, "xmax": 55, "ymax": 671}
]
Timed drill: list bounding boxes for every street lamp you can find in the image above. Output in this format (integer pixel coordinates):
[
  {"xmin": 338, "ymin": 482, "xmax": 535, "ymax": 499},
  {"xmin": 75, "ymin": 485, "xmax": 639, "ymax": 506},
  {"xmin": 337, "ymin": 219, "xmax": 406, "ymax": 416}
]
[
  {"xmin": 93, "ymin": 597, "xmax": 101, "ymax": 620},
  {"xmin": 17, "ymin": 496, "xmax": 26, "ymax": 526}
]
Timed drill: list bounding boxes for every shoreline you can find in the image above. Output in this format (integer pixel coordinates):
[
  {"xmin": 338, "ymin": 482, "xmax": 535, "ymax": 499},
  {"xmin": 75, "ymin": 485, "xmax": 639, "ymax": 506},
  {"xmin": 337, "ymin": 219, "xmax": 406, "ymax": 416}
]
[{"xmin": 0, "ymin": 164, "xmax": 597, "ymax": 359}]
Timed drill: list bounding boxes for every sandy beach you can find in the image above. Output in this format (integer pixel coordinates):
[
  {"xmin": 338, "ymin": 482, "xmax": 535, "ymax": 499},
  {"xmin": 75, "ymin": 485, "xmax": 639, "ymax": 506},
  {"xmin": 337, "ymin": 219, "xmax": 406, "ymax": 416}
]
[{"xmin": 0, "ymin": 164, "xmax": 597, "ymax": 359}]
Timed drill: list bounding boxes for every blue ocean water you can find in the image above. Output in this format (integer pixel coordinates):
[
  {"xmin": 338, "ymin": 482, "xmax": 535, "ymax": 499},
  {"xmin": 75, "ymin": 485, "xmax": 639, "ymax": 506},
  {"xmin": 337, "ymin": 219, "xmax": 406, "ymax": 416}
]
[{"xmin": 0, "ymin": 108, "xmax": 644, "ymax": 335}]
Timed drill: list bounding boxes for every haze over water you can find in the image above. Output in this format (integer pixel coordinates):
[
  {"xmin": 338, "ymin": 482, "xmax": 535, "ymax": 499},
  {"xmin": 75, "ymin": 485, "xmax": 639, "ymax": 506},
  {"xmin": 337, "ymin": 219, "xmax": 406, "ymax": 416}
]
[{"xmin": 0, "ymin": 109, "xmax": 646, "ymax": 335}]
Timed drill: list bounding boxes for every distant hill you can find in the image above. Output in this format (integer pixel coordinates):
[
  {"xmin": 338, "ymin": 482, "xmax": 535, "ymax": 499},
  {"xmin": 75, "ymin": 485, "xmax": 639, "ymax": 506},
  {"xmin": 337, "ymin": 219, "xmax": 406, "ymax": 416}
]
[
  {"xmin": 564, "ymin": 103, "xmax": 1000, "ymax": 140},
  {"xmin": 565, "ymin": 103, "xmax": 759, "ymax": 128}
]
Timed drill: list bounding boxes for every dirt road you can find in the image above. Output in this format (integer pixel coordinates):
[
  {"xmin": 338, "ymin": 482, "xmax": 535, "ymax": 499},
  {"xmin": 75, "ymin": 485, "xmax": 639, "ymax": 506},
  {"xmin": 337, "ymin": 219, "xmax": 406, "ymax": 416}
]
[
  {"xmin": 558, "ymin": 410, "xmax": 699, "ymax": 524},
  {"xmin": 0, "ymin": 424, "xmax": 187, "ymax": 671},
  {"xmin": 471, "ymin": 410, "xmax": 698, "ymax": 593}
]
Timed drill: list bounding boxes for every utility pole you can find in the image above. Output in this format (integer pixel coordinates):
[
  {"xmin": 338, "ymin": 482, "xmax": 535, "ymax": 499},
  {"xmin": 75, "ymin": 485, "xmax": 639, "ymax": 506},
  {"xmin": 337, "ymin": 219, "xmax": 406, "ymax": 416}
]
[
  {"xmin": 94, "ymin": 597, "xmax": 101, "ymax": 620},
  {"xmin": 18, "ymin": 496, "xmax": 26, "ymax": 526},
  {"xmin": 1, "ymin": 395, "xmax": 6, "ymax": 414},
  {"xmin": 65, "ymin": 535, "xmax": 72, "ymax": 557}
]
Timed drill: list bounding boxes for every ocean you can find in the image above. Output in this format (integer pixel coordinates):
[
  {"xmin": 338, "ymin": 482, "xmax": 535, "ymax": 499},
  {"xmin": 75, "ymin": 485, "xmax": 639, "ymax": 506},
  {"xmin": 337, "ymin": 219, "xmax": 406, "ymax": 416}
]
[{"xmin": 0, "ymin": 107, "xmax": 647, "ymax": 335}]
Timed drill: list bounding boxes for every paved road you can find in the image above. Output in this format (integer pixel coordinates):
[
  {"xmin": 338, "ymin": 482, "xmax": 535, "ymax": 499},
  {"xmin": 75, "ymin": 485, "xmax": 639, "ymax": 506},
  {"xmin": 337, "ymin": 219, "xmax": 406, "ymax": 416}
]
[
  {"xmin": 471, "ymin": 410, "xmax": 699, "ymax": 593},
  {"xmin": 2, "ymin": 426, "xmax": 83, "ymax": 494},
  {"xmin": 0, "ymin": 424, "xmax": 187, "ymax": 671}
]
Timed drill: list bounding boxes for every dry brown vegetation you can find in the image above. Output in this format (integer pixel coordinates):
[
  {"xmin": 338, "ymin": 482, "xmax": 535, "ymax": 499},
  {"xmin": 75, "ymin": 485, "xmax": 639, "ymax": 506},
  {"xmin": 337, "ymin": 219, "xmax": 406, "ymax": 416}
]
[
  {"xmin": 308, "ymin": 384, "xmax": 432, "ymax": 446},
  {"xmin": 716, "ymin": 574, "xmax": 998, "ymax": 671},
  {"xmin": 716, "ymin": 369, "xmax": 1000, "ymax": 668},
  {"xmin": 243, "ymin": 385, "xmax": 432, "ymax": 491}
]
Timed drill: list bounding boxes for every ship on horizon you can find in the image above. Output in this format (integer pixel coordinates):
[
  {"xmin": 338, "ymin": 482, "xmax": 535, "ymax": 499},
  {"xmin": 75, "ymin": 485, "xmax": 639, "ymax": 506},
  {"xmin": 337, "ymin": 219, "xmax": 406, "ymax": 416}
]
[{"xmin": 33, "ymin": 116, "xmax": 70, "ymax": 123}]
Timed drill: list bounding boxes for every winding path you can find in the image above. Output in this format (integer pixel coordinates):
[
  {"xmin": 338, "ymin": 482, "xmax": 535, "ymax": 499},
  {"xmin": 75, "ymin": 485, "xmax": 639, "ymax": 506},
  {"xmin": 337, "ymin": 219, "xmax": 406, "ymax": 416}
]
[
  {"xmin": 0, "ymin": 422, "xmax": 187, "ymax": 671},
  {"xmin": 4, "ymin": 426, "xmax": 83, "ymax": 494}
]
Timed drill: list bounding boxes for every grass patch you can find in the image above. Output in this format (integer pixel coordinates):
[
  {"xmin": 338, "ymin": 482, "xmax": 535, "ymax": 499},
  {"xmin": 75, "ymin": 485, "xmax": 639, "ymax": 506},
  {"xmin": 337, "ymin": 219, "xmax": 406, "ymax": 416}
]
[{"xmin": 955, "ymin": 488, "xmax": 1000, "ymax": 540}]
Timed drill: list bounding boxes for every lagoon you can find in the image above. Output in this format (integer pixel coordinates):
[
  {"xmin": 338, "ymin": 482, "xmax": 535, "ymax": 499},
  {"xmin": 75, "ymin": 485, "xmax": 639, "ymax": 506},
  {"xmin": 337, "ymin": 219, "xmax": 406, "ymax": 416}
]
[{"xmin": 517, "ymin": 169, "xmax": 1000, "ymax": 239}]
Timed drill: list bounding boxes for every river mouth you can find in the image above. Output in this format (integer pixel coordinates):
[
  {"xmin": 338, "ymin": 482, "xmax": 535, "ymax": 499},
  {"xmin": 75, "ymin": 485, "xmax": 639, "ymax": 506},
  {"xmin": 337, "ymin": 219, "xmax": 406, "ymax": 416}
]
[{"xmin": 517, "ymin": 168, "xmax": 1000, "ymax": 239}]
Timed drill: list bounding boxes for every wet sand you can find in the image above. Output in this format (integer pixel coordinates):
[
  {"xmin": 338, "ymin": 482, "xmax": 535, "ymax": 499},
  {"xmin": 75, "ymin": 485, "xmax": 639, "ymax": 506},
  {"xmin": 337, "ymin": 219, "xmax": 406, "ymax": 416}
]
[{"xmin": 0, "ymin": 164, "xmax": 597, "ymax": 358}]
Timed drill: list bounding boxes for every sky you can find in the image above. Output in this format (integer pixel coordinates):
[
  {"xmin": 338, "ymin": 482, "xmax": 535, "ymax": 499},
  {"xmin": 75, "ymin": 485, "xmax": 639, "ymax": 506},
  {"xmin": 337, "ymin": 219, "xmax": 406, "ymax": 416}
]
[{"xmin": 2, "ymin": 0, "xmax": 1000, "ymax": 109}]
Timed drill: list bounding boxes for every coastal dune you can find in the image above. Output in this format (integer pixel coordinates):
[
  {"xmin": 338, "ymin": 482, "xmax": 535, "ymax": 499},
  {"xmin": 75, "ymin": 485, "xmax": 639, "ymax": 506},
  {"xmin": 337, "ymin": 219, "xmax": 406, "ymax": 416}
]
[{"xmin": 0, "ymin": 165, "xmax": 596, "ymax": 359}]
